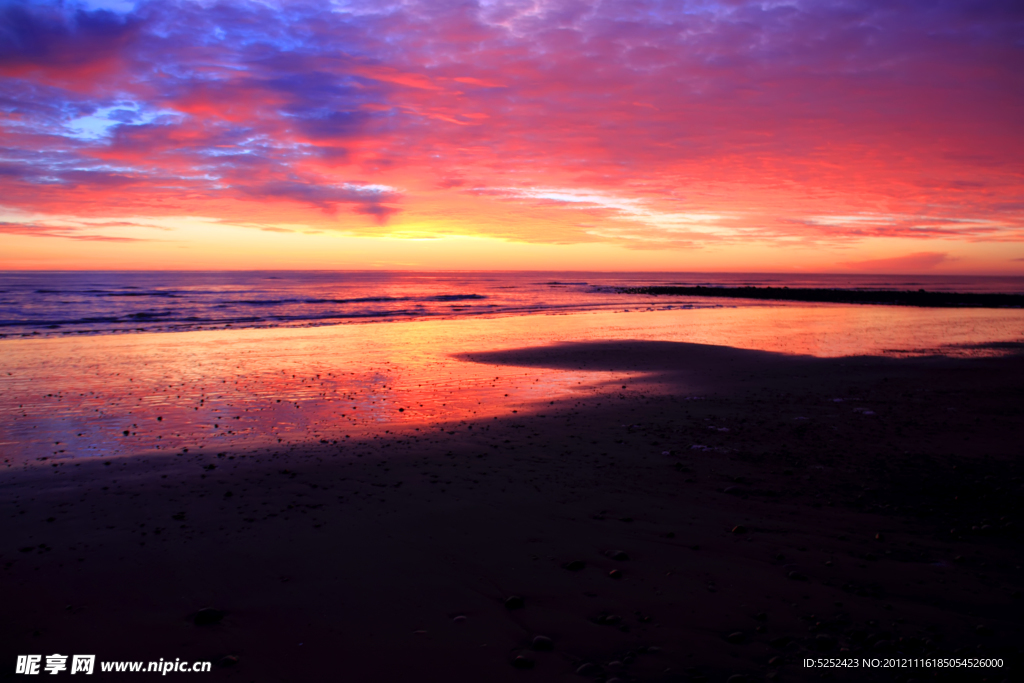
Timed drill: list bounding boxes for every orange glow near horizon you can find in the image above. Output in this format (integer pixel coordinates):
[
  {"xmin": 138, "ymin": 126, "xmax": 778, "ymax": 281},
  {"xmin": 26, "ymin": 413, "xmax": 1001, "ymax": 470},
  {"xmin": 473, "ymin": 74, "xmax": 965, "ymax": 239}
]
[{"xmin": 1, "ymin": 1, "xmax": 1023, "ymax": 273}]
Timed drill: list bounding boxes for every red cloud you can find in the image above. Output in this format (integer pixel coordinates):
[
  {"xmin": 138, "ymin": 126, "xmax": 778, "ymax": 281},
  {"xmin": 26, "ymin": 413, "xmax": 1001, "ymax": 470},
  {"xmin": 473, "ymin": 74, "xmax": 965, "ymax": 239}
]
[
  {"xmin": 1, "ymin": 0, "xmax": 1022, "ymax": 251},
  {"xmin": 839, "ymin": 252, "xmax": 952, "ymax": 273},
  {"xmin": 0, "ymin": 221, "xmax": 156, "ymax": 242}
]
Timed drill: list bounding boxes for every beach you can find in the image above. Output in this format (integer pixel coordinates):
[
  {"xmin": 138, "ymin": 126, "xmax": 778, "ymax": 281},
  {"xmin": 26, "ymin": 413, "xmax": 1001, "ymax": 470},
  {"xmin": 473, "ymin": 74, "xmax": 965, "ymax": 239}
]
[
  {"xmin": 4, "ymin": 0, "xmax": 1024, "ymax": 673},
  {"xmin": 4, "ymin": 0, "xmax": 1024, "ymax": 677},
  {"xmin": 1, "ymin": 307, "xmax": 1022, "ymax": 682}
]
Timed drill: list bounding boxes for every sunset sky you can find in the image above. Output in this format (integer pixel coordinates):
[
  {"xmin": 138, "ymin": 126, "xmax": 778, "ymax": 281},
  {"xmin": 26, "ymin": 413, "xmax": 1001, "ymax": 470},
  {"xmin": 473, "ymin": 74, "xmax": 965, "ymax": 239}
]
[{"xmin": 1, "ymin": 0, "xmax": 1022, "ymax": 272}]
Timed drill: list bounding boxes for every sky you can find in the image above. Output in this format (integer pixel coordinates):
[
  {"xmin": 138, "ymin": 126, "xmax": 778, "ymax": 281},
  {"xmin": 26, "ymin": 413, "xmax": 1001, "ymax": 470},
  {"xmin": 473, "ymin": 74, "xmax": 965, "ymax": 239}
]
[{"xmin": 1, "ymin": 0, "xmax": 1022, "ymax": 272}]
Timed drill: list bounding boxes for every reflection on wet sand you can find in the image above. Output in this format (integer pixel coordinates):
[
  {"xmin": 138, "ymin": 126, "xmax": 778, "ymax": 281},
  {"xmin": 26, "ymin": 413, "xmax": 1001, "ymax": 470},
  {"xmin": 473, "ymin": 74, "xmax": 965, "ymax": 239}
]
[{"xmin": 2, "ymin": 303, "xmax": 1022, "ymax": 464}]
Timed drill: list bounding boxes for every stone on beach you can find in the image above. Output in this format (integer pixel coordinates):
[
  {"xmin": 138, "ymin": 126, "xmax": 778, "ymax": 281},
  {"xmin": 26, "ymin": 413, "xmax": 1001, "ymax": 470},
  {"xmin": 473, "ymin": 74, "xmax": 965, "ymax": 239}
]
[
  {"xmin": 511, "ymin": 655, "xmax": 534, "ymax": 669},
  {"xmin": 504, "ymin": 595, "xmax": 525, "ymax": 610},
  {"xmin": 531, "ymin": 635, "xmax": 554, "ymax": 651}
]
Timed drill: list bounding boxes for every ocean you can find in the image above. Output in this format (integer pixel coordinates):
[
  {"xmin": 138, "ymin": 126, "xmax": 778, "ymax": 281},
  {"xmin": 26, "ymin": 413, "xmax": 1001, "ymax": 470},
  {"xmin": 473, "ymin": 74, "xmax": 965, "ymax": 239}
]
[{"xmin": 2, "ymin": 270, "xmax": 1023, "ymax": 339}]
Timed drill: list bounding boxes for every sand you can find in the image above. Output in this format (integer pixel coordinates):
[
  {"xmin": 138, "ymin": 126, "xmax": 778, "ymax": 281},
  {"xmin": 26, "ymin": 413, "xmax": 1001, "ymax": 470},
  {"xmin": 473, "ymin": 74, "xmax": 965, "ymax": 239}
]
[{"xmin": 1, "ymin": 341, "xmax": 1022, "ymax": 682}]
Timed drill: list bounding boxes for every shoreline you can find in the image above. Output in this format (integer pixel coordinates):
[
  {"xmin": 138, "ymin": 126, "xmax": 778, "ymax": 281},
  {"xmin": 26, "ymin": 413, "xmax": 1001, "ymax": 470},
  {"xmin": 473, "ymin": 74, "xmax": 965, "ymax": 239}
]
[
  {"xmin": 2, "ymin": 341, "xmax": 1022, "ymax": 681},
  {"xmin": 4, "ymin": 270, "xmax": 1023, "ymax": 341}
]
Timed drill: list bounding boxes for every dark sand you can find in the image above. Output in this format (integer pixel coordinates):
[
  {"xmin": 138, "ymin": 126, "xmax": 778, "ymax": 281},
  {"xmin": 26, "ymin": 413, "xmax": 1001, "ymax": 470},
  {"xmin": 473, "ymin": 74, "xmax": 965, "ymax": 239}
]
[{"xmin": 2, "ymin": 342, "xmax": 1022, "ymax": 682}]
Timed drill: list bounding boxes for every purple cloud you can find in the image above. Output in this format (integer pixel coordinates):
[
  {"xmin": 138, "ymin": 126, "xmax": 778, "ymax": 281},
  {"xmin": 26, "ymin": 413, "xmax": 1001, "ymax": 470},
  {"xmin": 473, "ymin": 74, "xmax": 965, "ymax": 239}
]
[{"xmin": 0, "ymin": 0, "xmax": 1021, "ymax": 246}]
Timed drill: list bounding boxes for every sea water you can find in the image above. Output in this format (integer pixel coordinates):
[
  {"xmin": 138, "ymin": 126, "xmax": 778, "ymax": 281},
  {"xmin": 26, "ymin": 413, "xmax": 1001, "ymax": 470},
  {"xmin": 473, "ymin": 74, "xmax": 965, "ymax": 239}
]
[{"xmin": 2, "ymin": 270, "xmax": 1022, "ymax": 339}]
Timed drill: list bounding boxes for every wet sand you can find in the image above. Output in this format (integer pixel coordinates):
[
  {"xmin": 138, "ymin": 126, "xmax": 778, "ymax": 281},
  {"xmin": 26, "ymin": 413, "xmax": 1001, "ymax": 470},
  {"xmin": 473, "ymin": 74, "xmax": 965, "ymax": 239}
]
[
  {"xmin": 2, "ymin": 340, "xmax": 1022, "ymax": 682},
  {"xmin": 4, "ymin": 304, "xmax": 1024, "ymax": 465}
]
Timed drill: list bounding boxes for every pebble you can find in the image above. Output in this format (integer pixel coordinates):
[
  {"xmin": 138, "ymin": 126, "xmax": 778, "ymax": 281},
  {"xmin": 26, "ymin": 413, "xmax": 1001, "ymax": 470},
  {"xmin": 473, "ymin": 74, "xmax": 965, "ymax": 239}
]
[
  {"xmin": 217, "ymin": 656, "xmax": 238, "ymax": 667},
  {"xmin": 725, "ymin": 631, "xmax": 745, "ymax": 644},
  {"xmin": 193, "ymin": 608, "xmax": 225, "ymax": 626},
  {"xmin": 564, "ymin": 560, "xmax": 586, "ymax": 571},
  {"xmin": 511, "ymin": 655, "xmax": 534, "ymax": 669},
  {"xmin": 787, "ymin": 571, "xmax": 806, "ymax": 581},
  {"xmin": 608, "ymin": 569, "xmax": 623, "ymax": 579},
  {"xmin": 609, "ymin": 550, "xmax": 629, "ymax": 561},
  {"xmin": 731, "ymin": 525, "xmax": 747, "ymax": 534},
  {"xmin": 505, "ymin": 595, "xmax": 525, "ymax": 610},
  {"xmin": 576, "ymin": 662, "xmax": 602, "ymax": 677},
  {"xmin": 532, "ymin": 635, "xmax": 554, "ymax": 651}
]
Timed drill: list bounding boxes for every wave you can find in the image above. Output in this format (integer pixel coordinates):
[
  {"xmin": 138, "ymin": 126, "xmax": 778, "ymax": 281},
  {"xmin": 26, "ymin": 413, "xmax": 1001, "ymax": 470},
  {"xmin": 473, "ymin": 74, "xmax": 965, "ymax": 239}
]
[
  {"xmin": 0, "ymin": 300, "xmax": 494, "ymax": 331},
  {"xmin": 424, "ymin": 294, "xmax": 487, "ymax": 302},
  {"xmin": 34, "ymin": 289, "xmax": 183, "ymax": 297},
  {"xmin": 5, "ymin": 271, "xmax": 1021, "ymax": 340},
  {"xmin": 222, "ymin": 294, "xmax": 486, "ymax": 306}
]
